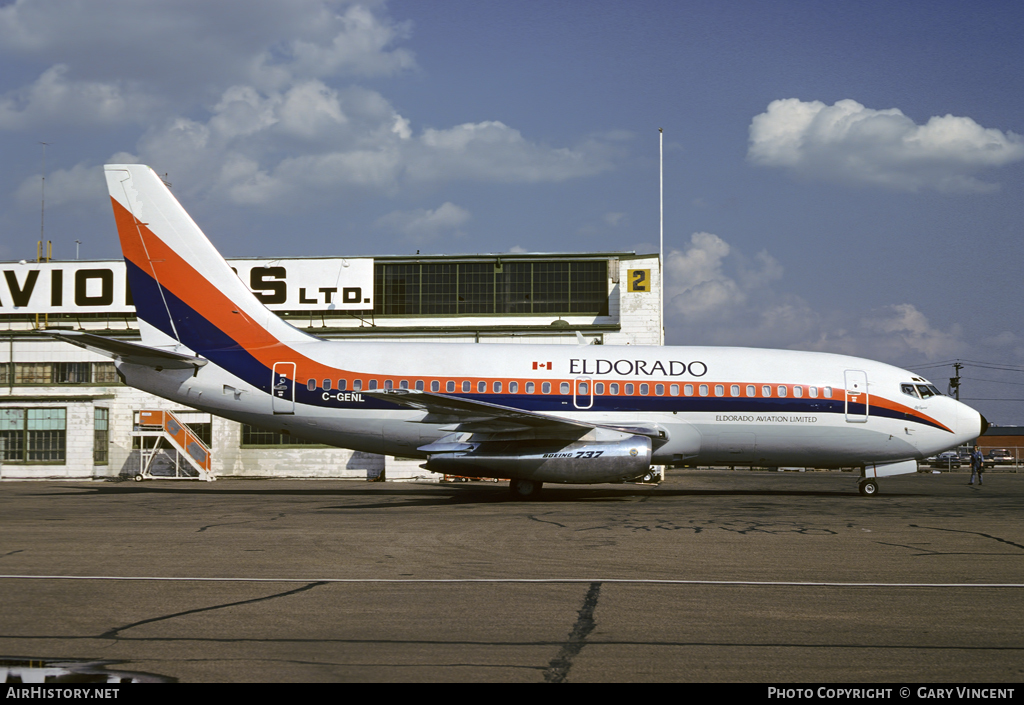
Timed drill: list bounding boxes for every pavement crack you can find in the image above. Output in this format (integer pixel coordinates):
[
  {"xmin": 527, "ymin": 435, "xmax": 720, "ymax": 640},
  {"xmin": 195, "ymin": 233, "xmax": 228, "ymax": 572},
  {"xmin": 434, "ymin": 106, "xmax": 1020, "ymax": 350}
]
[
  {"xmin": 544, "ymin": 581, "xmax": 601, "ymax": 683},
  {"xmin": 910, "ymin": 525, "xmax": 1024, "ymax": 551},
  {"xmin": 99, "ymin": 581, "xmax": 328, "ymax": 639}
]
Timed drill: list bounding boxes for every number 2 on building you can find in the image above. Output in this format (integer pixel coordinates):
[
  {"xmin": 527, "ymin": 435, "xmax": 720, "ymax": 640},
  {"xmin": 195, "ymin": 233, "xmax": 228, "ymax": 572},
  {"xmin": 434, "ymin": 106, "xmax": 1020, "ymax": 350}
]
[{"xmin": 628, "ymin": 269, "xmax": 650, "ymax": 292}]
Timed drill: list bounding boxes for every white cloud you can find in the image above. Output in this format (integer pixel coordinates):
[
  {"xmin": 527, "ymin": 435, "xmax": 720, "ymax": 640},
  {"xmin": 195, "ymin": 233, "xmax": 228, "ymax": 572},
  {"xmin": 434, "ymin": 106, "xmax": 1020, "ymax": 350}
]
[
  {"xmin": 0, "ymin": 64, "xmax": 160, "ymax": 129},
  {"xmin": 748, "ymin": 98, "xmax": 1024, "ymax": 193},
  {"xmin": 664, "ymin": 230, "xmax": 967, "ymax": 360},
  {"xmin": 15, "ymin": 161, "xmax": 107, "ymax": 209},
  {"xmin": 374, "ymin": 202, "xmax": 471, "ymax": 243}
]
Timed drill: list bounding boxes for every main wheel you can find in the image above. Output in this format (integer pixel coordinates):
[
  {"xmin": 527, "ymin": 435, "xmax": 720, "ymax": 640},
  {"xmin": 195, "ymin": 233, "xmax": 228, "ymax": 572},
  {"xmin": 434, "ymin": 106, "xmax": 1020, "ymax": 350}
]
[
  {"xmin": 134, "ymin": 473, "xmax": 144, "ymax": 482},
  {"xmin": 858, "ymin": 479, "xmax": 878, "ymax": 496},
  {"xmin": 509, "ymin": 478, "xmax": 542, "ymax": 499}
]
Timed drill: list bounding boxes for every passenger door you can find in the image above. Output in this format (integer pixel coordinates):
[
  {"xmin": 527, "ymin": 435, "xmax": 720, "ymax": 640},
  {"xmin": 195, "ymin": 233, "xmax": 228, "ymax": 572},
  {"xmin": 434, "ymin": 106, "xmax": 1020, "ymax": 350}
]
[
  {"xmin": 844, "ymin": 369, "xmax": 869, "ymax": 423},
  {"xmin": 272, "ymin": 362, "xmax": 296, "ymax": 415}
]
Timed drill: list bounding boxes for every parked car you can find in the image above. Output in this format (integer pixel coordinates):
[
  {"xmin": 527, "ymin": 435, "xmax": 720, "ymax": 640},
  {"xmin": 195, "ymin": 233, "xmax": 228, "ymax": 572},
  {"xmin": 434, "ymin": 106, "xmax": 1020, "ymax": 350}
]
[
  {"xmin": 931, "ymin": 451, "xmax": 961, "ymax": 468},
  {"xmin": 987, "ymin": 449, "xmax": 1014, "ymax": 465}
]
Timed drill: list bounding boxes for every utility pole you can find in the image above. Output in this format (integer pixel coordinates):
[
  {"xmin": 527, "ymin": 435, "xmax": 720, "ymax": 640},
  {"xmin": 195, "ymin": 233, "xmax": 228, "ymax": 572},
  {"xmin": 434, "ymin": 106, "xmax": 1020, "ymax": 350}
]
[{"xmin": 949, "ymin": 361, "xmax": 963, "ymax": 400}]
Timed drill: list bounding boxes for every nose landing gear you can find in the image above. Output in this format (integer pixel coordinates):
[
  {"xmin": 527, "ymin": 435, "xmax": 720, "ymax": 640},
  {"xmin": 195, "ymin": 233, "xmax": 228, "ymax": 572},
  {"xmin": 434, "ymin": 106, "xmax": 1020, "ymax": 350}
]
[{"xmin": 858, "ymin": 479, "xmax": 879, "ymax": 496}]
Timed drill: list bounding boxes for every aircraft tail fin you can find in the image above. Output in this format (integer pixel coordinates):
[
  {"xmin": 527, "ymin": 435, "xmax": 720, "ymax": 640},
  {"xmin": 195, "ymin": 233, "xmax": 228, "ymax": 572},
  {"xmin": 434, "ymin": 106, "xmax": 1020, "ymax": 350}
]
[{"xmin": 104, "ymin": 164, "xmax": 312, "ymax": 357}]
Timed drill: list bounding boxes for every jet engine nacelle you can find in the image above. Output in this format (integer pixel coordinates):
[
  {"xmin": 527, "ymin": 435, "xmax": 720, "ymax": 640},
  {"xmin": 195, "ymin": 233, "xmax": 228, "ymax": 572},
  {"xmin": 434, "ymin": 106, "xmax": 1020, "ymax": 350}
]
[{"xmin": 422, "ymin": 434, "xmax": 653, "ymax": 484}]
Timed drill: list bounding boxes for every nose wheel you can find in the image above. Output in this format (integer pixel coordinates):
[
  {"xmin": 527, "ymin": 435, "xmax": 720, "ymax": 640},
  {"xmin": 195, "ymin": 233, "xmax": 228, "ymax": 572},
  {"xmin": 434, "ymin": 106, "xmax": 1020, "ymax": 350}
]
[
  {"xmin": 509, "ymin": 478, "xmax": 543, "ymax": 499},
  {"xmin": 858, "ymin": 479, "xmax": 879, "ymax": 496}
]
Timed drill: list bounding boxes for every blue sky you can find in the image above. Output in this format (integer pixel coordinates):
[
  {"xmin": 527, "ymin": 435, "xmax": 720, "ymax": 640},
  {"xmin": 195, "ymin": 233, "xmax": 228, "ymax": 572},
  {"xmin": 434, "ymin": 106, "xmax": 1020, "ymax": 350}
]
[{"xmin": 2, "ymin": 0, "xmax": 1023, "ymax": 422}]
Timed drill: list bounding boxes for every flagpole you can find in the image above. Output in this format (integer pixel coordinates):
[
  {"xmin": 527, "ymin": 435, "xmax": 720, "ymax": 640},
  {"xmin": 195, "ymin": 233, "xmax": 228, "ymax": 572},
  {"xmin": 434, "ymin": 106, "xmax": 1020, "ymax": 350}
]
[{"xmin": 659, "ymin": 128, "xmax": 664, "ymax": 346}]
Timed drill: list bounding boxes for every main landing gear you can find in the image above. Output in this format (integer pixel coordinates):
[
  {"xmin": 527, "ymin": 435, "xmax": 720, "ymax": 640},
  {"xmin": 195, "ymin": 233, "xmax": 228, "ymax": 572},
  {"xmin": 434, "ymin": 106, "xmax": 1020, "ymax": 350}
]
[
  {"xmin": 858, "ymin": 479, "xmax": 879, "ymax": 496},
  {"xmin": 509, "ymin": 478, "xmax": 543, "ymax": 499}
]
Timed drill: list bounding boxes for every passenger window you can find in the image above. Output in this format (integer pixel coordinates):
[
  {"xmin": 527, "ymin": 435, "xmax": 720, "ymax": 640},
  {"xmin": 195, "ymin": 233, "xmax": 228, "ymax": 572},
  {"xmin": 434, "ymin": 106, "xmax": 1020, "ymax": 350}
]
[
  {"xmin": 824, "ymin": 387, "xmax": 832, "ymax": 398},
  {"xmin": 578, "ymin": 382, "xmax": 588, "ymax": 395},
  {"xmin": 400, "ymin": 380, "xmax": 409, "ymax": 390},
  {"xmin": 684, "ymin": 384, "xmax": 693, "ymax": 396},
  {"xmin": 368, "ymin": 379, "xmax": 378, "ymax": 390},
  {"xmin": 640, "ymin": 383, "xmax": 649, "ymax": 395},
  {"xmin": 625, "ymin": 383, "xmax": 635, "ymax": 395},
  {"xmin": 510, "ymin": 381, "xmax": 518, "ymax": 393},
  {"xmin": 655, "ymin": 384, "xmax": 664, "ymax": 396},
  {"xmin": 463, "ymin": 381, "xmax": 471, "ymax": 393},
  {"xmin": 446, "ymin": 381, "xmax": 455, "ymax": 393},
  {"xmin": 595, "ymin": 383, "xmax": 604, "ymax": 395},
  {"xmin": 542, "ymin": 382, "xmax": 551, "ymax": 394},
  {"xmin": 560, "ymin": 382, "xmax": 570, "ymax": 394},
  {"xmin": 353, "ymin": 379, "xmax": 362, "ymax": 391},
  {"xmin": 323, "ymin": 379, "xmax": 331, "ymax": 391},
  {"xmin": 494, "ymin": 381, "xmax": 502, "ymax": 393},
  {"xmin": 731, "ymin": 385, "xmax": 739, "ymax": 397},
  {"xmin": 793, "ymin": 386, "xmax": 802, "ymax": 398},
  {"xmin": 307, "ymin": 379, "xmax": 316, "ymax": 391},
  {"xmin": 762, "ymin": 385, "xmax": 771, "ymax": 397},
  {"xmin": 610, "ymin": 383, "xmax": 619, "ymax": 395},
  {"xmin": 715, "ymin": 384, "xmax": 724, "ymax": 396},
  {"xmin": 670, "ymin": 384, "xmax": 679, "ymax": 396},
  {"xmin": 415, "ymin": 380, "xmax": 424, "ymax": 391},
  {"xmin": 746, "ymin": 385, "xmax": 755, "ymax": 397},
  {"xmin": 777, "ymin": 385, "xmax": 787, "ymax": 397},
  {"xmin": 478, "ymin": 381, "xmax": 486, "ymax": 393},
  {"xmin": 526, "ymin": 382, "xmax": 535, "ymax": 393},
  {"xmin": 384, "ymin": 379, "xmax": 393, "ymax": 390},
  {"xmin": 430, "ymin": 380, "xmax": 439, "ymax": 392},
  {"xmin": 338, "ymin": 379, "xmax": 347, "ymax": 391},
  {"xmin": 809, "ymin": 386, "xmax": 817, "ymax": 398},
  {"xmin": 699, "ymin": 384, "xmax": 708, "ymax": 397}
]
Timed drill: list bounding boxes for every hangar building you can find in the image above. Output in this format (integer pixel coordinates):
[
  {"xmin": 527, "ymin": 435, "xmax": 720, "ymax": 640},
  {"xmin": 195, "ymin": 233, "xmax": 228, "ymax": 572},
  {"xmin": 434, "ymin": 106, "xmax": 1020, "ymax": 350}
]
[{"xmin": 0, "ymin": 251, "xmax": 661, "ymax": 481}]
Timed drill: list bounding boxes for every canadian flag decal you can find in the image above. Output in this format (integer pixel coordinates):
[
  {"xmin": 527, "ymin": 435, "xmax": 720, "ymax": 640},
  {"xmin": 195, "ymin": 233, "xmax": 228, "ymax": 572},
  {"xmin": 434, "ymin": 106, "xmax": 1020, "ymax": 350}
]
[{"xmin": 532, "ymin": 361, "xmax": 552, "ymax": 370}]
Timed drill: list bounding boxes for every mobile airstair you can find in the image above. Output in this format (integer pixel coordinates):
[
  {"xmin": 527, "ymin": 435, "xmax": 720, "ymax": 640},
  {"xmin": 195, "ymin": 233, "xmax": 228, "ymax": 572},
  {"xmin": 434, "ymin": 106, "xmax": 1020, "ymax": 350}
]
[{"xmin": 130, "ymin": 410, "xmax": 215, "ymax": 482}]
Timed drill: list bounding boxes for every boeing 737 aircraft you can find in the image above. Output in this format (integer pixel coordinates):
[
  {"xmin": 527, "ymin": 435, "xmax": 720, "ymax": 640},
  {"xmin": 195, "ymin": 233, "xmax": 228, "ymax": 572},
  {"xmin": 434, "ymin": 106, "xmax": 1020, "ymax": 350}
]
[{"xmin": 49, "ymin": 164, "xmax": 987, "ymax": 497}]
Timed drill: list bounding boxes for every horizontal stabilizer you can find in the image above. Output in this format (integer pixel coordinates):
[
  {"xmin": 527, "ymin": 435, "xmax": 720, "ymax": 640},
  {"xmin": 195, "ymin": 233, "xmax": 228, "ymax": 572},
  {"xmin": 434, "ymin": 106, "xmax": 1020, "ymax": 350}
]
[{"xmin": 42, "ymin": 330, "xmax": 208, "ymax": 371}]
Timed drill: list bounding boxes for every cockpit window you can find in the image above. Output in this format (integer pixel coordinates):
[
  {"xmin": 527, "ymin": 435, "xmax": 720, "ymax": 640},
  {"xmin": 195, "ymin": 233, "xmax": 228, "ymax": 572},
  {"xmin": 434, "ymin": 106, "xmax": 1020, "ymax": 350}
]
[
  {"xmin": 916, "ymin": 384, "xmax": 941, "ymax": 399},
  {"xmin": 901, "ymin": 383, "xmax": 919, "ymax": 398}
]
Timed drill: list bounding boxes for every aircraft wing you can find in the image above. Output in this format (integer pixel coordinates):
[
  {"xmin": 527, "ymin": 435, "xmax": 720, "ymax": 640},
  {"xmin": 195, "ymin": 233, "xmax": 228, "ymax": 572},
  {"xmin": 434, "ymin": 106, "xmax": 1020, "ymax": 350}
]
[
  {"xmin": 362, "ymin": 389, "xmax": 664, "ymax": 439},
  {"xmin": 42, "ymin": 330, "xmax": 208, "ymax": 371}
]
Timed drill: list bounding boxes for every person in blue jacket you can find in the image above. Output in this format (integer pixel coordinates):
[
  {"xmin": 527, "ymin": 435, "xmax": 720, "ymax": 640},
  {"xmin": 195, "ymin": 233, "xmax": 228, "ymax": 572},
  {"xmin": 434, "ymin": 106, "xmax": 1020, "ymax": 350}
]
[{"xmin": 969, "ymin": 445, "xmax": 985, "ymax": 486}]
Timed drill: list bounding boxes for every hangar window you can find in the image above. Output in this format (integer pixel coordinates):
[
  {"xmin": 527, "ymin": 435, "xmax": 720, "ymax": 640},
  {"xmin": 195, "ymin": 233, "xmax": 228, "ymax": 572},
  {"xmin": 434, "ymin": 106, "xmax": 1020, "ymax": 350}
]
[
  {"xmin": 242, "ymin": 425, "xmax": 326, "ymax": 447},
  {"xmin": 0, "ymin": 408, "xmax": 66, "ymax": 464},
  {"xmin": 746, "ymin": 385, "xmax": 755, "ymax": 397},
  {"xmin": 509, "ymin": 381, "xmax": 518, "ymax": 393},
  {"xmin": 625, "ymin": 383, "xmax": 635, "ymax": 395},
  {"xmin": 542, "ymin": 382, "xmax": 552, "ymax": 394},
  {"xmin": 526, "ymin": 382, "xmax": 535, "ymax": 393},
  {"xmin": 93, "ymin": 408, "xmax": 109, "ymax": 465},
  {"xmin": 93, "ymin": 363, "xmax": 120, "ymax": 385}
]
